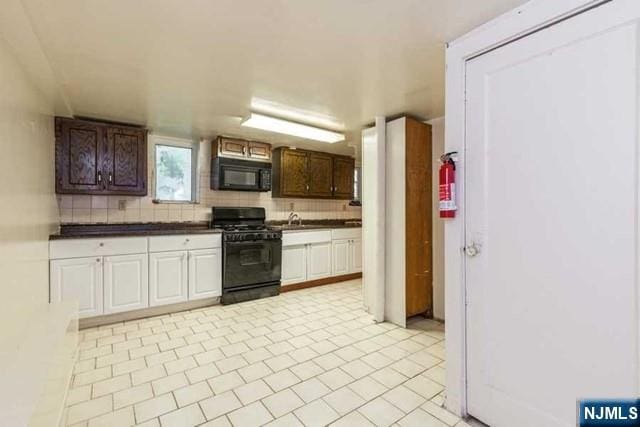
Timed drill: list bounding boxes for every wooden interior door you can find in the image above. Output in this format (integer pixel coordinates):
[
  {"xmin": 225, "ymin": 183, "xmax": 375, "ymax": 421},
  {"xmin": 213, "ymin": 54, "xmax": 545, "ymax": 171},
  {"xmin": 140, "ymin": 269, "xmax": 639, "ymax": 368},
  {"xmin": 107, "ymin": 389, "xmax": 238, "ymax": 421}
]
[
  {"xmin": 105, "ymin": 126, "xmax": 147, "ymax": 195},
  {"xmin": 307, "ymin": 152, "xmax": 333, "ymax": 197},
  {"xmin": 405, "ymin": 118, "xmax": 432, "ymax": 317},
  {"xmin": 465, "ymin": 3, "xmax": 640, "ymax": 425},
  {"xmin": 55, "ymin": 118, "xmax": 106, "ymax": 193},
  {"xmin": 332, "ymin": 156, "xmax": 355, "ymax": 199},
  {"xmin": 280, "ymin": 149, "xmax": 308, "ymax": 197}
]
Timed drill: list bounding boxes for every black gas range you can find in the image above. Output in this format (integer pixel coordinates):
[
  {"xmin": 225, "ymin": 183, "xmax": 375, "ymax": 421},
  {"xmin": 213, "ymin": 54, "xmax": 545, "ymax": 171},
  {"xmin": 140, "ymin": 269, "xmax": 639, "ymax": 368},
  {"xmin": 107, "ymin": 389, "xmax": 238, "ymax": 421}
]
[{"xmin": 211, "ymin": 207, "xmax": 282, "ymax": 304}]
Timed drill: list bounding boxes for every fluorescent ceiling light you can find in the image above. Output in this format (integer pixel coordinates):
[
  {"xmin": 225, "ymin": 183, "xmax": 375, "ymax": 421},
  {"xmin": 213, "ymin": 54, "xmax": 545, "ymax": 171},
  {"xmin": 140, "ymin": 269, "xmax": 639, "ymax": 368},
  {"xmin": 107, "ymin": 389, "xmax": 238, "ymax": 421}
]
[
  {"xmin": 241, "ymin": 112, "xmax": 345, "ymax": 143},
  {"xmin": 251, "ymin": 97, "xmax": 345, "ymax": 131}
]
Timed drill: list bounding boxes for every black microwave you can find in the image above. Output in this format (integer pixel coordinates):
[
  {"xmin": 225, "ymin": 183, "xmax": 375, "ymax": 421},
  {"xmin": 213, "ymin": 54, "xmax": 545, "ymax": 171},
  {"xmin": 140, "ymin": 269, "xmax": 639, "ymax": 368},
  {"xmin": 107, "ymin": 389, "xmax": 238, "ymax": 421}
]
[{"xmin": 211, "ymin": 157, "xmax": 272, "ymax": 192}]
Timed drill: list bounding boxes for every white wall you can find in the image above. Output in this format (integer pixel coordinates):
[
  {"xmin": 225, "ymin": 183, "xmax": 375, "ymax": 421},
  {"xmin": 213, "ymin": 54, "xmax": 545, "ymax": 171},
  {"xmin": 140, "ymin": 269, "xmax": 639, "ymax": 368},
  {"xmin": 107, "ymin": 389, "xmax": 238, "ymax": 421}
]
[
  {"xmin": 0, "ymin": 30, "xmax": 77, "ymax": 426},
  {"xmin": 428, "ymin": 117, "xmax": 445, "ymax": 320},
  {"xmin": 0, "ymin": 35, "xmax": 58, "ymax": 336}
]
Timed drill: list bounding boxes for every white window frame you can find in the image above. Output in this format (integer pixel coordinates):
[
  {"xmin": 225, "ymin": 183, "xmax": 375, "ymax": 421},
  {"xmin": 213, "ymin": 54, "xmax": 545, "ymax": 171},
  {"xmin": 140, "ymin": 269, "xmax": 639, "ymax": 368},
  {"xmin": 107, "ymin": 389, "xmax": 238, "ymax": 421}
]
[{"xmin": 151, "ymin": 135, "xmax": 200, "ymax": 204}]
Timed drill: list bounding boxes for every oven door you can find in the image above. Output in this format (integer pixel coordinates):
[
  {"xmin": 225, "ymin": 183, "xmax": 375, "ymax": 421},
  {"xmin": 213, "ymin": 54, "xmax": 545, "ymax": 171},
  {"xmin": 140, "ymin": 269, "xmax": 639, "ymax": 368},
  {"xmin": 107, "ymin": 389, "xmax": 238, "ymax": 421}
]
[{"xmin": 223, "ymin": 239, "xmax": 282, "ymax": 289}]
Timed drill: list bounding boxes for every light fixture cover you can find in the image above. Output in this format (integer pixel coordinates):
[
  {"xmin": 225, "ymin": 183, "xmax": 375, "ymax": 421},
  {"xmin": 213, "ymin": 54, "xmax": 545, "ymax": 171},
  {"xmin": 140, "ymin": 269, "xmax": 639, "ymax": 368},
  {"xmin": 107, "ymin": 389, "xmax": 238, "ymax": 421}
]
[{"xmin": 241, "ymin": 112, "xmax": 345, "ymax": 143}]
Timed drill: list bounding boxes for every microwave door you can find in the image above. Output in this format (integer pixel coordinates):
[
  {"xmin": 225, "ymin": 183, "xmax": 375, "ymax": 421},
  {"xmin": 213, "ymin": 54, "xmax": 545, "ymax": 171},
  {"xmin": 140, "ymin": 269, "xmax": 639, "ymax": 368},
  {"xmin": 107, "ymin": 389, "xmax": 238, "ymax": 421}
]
[{"xmin": 221, "ymin": 166, "xmax": 259, "ymax": 190}]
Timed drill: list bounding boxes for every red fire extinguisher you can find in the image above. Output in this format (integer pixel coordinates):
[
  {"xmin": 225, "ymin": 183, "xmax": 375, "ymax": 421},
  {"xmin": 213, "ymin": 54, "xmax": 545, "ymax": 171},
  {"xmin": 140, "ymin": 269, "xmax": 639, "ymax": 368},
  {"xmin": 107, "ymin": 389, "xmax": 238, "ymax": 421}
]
[{"xmin": 439, "ymin": 152, "xmax": 457, "ymax": 218}]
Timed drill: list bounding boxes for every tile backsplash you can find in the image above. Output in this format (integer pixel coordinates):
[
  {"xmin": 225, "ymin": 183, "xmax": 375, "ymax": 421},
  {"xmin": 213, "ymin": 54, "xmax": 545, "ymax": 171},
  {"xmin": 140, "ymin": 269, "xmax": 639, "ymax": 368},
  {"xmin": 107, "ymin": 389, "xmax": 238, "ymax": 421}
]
[
  {"xmin": 57, "ymin": 191, "xmax": 361, "ymax": 224},
  {"xmin": 56, "ymin": 138, "xmax": 361, "ymax": 224}
]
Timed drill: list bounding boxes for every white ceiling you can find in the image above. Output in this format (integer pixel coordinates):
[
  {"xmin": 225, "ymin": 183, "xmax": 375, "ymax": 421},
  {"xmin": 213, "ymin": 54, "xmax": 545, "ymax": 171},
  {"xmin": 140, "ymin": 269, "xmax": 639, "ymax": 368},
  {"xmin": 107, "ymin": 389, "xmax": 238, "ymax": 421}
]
[{"xmin": 15, "ymin": 0, "xmax": 526, "ymax": 155}]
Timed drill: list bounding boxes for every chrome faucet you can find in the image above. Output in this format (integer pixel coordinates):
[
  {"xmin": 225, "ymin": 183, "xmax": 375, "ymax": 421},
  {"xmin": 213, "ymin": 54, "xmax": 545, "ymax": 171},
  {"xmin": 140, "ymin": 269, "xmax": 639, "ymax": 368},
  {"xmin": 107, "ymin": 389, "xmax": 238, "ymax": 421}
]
[{"xmin": 288, "ymin": 212, "xmax": 303, "ymax": 226}]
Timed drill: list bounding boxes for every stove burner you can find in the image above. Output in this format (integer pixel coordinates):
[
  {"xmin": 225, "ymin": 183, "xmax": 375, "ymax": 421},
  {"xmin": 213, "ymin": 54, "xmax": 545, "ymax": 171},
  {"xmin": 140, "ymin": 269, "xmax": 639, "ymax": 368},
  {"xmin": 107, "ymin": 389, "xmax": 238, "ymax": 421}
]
[{"xmin": 220, "ymin": 224, "xmax": 268, "ymax": 232}]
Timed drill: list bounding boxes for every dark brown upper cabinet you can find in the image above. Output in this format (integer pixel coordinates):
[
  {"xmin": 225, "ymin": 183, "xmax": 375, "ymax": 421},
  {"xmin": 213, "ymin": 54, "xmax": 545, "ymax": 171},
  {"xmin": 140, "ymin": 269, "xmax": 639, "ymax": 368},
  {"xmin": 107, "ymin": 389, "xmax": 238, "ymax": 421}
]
[
  {"xmin": 213, "ymin": 136, "xmax": 272, "ymax": 161},
  {"xmin": 307, "ymin": 152, "xmax": 333, "ymax": 198},
  {"xmin": 332, "ymin": 156, "xmax": 355, "ymax": 199},
  {"xmin": 274, "ymin": 148, "xmax": 308, "ymax": 197},
  {"xmin": 105, "ymin": 126, "xmax": 147, "ymax": 194},
  {"xmin": 272, "ymin": 147, "xmax": 355, "ymax": 200},
  {"xmin": 55, "ymin": 117, "xmax": 147, "ymax": 196}
]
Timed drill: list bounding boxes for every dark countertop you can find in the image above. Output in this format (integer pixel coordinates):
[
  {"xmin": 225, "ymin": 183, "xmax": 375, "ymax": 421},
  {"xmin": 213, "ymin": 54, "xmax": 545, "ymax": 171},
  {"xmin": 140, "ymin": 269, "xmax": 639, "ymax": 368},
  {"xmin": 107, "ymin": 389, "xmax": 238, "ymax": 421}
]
[
  {"xmin": 50, "ymin": 222, "xmax": 221, "ymax": 240},
  {"xmin": 268, "ymin": 219, "xmax": 362, "ymax": 232},
  {"xmin": 49, "ymin": 219, "xmax": 361, "ymax": 240}
]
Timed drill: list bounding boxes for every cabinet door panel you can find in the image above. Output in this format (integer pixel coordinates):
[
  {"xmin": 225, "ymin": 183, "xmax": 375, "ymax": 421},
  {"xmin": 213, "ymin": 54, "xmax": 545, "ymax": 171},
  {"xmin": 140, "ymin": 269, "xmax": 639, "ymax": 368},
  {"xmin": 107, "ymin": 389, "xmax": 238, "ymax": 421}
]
[
  {"xmin": 333, "ymin": 157, "xmax": 355, "ymax": 199},
  {"xmin": 188, "ymin": 249, "xmax": 222, "ymax": 299},
  {"xmin": 307, "ymin": 242, "xmax": 332, "ymax": 280},
  {"xmin": 332, "ymin": 240, "xmax": 350, "ymax": 276},
  {"xmin": 248, "ymin": 142, "xmax": 271, "ymax": 161},
  {"xmin": 105, "ymin": 127, "xmax": 147, "ymax": 195},
  {"xmin": 103, "ymin": 254, "xmax": 148, "ymax": 314},
  {"xmin": 50, "ymin": 257, "xmax": 103, "ymax": 318},
  {"xmin": 218, "ymin": 137, "xmax": 248, "ymax": 158},
  {"xmin": 149, "ymin": 251, "xmax": 188, "ymax": 306},
  {"xmin": 351, "ymin": 238, "xmax": 362, "ymax": 273},
  {"xmin": 56, "ymin": 118, "xmax": 105, "ymax": 193},
  {"xmin": 281, "ymin": 150, "xmax": 308, "ymax": 197},
  {"xmin": 282, "ymin": 245, "xmax": 307, "ymax": 285},
  {"xmin": 307, "ymin": 152, "xmax": 333, "ymax": 197}
]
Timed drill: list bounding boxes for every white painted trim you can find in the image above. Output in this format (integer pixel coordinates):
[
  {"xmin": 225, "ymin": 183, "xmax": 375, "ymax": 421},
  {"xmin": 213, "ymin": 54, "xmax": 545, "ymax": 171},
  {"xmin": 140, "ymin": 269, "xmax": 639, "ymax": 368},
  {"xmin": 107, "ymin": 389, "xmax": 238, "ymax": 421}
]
[
  {"xmin": 443, "ymin": 0, "xmax": 606, "ymax": 417},
  {"xmin": 362, "ymin": 117, "xmax": 386, "ymax": 322},
  {"xmin": 384, "ymin": 117, "xmax": 406, "ymax": 327},
  {"xmin": 149, "ymin": 134, "xmax": 200, "ymax": 203}
]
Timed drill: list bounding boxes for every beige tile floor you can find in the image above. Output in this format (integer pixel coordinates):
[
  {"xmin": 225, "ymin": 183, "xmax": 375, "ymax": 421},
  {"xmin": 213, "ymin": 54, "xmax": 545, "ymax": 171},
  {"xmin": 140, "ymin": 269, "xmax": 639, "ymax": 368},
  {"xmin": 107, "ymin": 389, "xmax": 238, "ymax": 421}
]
[{"xmin": 63, "ymin": 279, "xmax": 467, "ymax": 427}]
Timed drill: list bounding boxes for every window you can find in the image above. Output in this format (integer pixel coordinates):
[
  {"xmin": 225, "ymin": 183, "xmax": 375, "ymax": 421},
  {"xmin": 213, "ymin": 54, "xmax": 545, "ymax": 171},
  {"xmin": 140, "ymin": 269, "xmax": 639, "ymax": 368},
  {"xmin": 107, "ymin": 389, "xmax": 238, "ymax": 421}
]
[{"xmin": 154, "ymin": 139, "xmax": 199, "ymax": 203}]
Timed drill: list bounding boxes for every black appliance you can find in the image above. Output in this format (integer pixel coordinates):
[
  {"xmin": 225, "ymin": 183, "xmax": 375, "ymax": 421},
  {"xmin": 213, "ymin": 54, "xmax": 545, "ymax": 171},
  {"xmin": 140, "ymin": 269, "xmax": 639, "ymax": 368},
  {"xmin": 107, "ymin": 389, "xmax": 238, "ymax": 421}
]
[
  {"xmin": 211, "ymin": 207, "xmax": 282, "ymax": 304},
  {"xmin": 211, "ymin": 157, "xmax": 272, "ymax": 192}
]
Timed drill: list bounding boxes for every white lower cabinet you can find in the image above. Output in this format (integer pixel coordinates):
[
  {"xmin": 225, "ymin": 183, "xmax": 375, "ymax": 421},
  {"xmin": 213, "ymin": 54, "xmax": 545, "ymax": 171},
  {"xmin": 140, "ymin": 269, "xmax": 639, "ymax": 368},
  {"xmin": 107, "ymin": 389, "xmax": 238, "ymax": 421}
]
[
  {"xmin": 282, "ymin": 241, "xmax": 332, "ymax": 285},
  {"xmin": 332, "ymin": 240, "xmax": 351, "ymax": 276},
  {"xmin": 307, "ymin": 242, "xmax": 332, "ymax": 280},
  {"xmin": 332, "ymin": 238, "xmax": 362, "ymax": 275},
  {"xmin": 103, "ymin": 254, "xmax": 148, "ymax": 314},
  {"xmin": 282, "ymin": 228, "xmax": 362, "ymax": 286},
  {"xmin": 282, "ymin": 244, "xmax": 308, "ymax": 285},
  {"xmin": 50, "ymin": 233, "xmax": 222, "ymax": 319},
  {"xmin": 351, "ymin": 238, "xmax": 362, "ymax": 273},
  {"xmin": 188, "ymin": 248, "xmax": 222, "ymax": 299},
  {"xmin": 50, "ymin": 257, "xmax": 103, "ymax": 318},
  {"xmin": 149, "ymin": 251, "xmax": 188, "ymax": 307}
]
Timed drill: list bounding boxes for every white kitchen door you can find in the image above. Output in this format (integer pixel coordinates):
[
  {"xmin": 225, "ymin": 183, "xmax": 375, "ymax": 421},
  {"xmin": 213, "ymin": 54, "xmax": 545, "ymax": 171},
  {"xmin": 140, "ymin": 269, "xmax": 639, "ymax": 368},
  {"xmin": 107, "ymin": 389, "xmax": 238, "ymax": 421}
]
[{"xmin": 465, "ymin": 2, "xmax": 640, "ymax": 426}]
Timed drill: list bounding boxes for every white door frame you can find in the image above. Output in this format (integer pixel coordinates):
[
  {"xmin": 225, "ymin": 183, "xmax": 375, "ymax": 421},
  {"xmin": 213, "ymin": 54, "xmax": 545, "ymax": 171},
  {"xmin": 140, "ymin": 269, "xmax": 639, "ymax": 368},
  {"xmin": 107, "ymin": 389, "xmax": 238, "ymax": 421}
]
[{"xmin": 443, "ymin": 0, "xmax": 609, "ymax": 416}]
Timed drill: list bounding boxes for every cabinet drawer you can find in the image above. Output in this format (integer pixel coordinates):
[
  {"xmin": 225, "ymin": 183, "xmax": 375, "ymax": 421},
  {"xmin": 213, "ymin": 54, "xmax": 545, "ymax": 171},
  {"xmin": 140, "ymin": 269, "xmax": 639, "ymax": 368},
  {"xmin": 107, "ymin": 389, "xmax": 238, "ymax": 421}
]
[
  {"xmin": 331, "ymin": 228, "xmax": 362, "ymax": 240},
  {"xmin": 282, "ymin": 230, "xmax": 331, "ymax": 247},
  {"xmin": 149, "ymin": 234, "xmax": 221, "ymax": 252},
  {"xmin": 50, "ymin": 237, "xmax": 148, "ymax": 259}
]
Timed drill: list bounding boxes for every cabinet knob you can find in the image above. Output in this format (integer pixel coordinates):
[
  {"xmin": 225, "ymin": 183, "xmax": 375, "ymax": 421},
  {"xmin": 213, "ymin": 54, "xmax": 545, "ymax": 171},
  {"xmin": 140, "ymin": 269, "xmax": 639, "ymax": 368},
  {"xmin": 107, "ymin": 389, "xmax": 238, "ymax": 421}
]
[
  {"xmin": 96, "ymin": 258, "xmax": 101, "ymax": 263},
  {"xmin": 99, "ymin": 242, "xmax": 104, "ymax": 247},
  {"xmin": 185, "ymin": 238, "xmax": 190, "ymax": 243}
]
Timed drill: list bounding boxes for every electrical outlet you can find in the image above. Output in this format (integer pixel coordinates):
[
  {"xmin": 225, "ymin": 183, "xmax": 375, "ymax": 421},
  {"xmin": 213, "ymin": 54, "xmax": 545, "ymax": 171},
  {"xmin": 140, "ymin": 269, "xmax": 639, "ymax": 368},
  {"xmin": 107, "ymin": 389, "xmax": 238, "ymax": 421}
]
[
  {"xmin": 289, "ymin": 202, "xmax": 295, "ymax": 211},
  {"xmin": 342, "ymin": 204, "xmax": 347, "ymax": 211},
  {"xmin": 118, "ymin": 200, "xmax": 126, "ymax": 211}
]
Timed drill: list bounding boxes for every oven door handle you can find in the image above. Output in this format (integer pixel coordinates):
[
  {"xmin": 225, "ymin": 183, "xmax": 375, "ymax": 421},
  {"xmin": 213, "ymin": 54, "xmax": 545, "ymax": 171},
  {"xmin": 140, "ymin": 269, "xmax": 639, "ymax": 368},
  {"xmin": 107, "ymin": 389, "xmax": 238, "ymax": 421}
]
[{"xmin": 226, "ymin": 239, "xmax": 279, "ymax": 245}]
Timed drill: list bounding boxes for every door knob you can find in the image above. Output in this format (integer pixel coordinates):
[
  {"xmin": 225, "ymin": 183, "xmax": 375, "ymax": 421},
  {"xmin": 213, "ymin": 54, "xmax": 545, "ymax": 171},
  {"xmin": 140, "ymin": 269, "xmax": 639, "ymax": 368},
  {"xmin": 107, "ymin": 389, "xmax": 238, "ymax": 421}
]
[{"xmin": 465, "ymin": 242, "xmax": 481, "ymax": 257}]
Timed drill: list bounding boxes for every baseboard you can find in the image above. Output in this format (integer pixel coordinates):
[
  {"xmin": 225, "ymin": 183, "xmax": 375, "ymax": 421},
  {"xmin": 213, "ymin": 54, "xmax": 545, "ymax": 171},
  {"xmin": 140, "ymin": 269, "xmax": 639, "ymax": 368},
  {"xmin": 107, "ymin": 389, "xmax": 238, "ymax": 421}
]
[
  {"xmin": 281, "ymin": 272, "xmax": 362, "ymax": 292},
  {"xmin": 79, "ymin": 297, "xmax": 220, "ymax": 329}
]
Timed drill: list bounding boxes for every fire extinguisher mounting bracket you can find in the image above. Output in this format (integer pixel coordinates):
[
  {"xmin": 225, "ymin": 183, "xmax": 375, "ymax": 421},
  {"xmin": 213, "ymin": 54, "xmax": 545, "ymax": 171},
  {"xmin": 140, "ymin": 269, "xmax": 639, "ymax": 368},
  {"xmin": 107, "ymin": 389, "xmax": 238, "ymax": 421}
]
[{"xmin": 440, "ymin": 151, "xmax": 458, "ymax": 164}]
